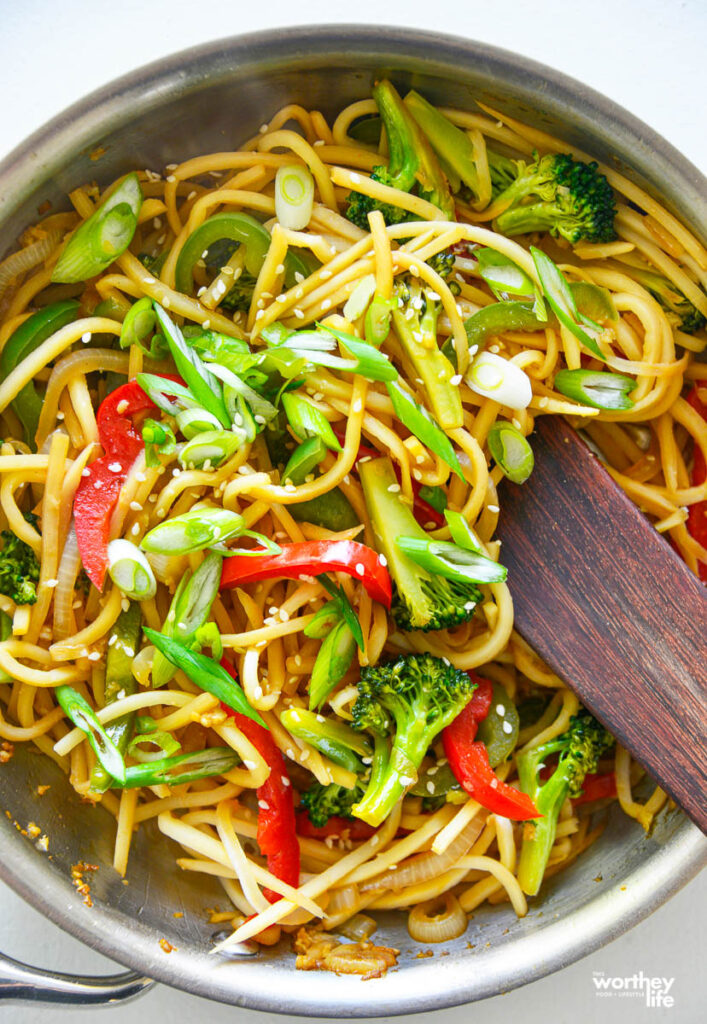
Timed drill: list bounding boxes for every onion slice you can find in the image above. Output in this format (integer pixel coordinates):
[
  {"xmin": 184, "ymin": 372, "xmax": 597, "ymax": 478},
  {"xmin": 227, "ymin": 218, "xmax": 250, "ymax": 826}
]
[{"xmin": 408, "ymin": 893, "xmax": 467, "ymax": 943}]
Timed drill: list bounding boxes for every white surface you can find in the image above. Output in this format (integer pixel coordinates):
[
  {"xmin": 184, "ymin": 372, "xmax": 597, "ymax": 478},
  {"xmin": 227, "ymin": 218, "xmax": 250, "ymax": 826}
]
[{"xmin": 0, "ymin": 0, "xmax": 705, "ymax": 1020}]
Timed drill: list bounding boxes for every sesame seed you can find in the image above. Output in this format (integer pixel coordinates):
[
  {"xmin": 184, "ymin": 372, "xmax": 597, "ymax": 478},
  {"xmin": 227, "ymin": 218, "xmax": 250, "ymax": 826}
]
[
  {"xmin": 426, "ymin": 781, "xmax": 435, "ymax": 794},
  {"xmin": 258, "ymin": 799, "xmax": 270, "ymax": 810},
  {"xmin": 87, "ymin": 651, "xmax": 101, "ymax": 662},
  {"xmin": 166, "ymin": 174, "xmax": 177, "ymax": 183},
  {"xmin": 450, "ymin": 374, "xmax": 462, "ymax": 386},
  {"xmin": 378, "ymin": 554, "xmax": 387, "ymax": 567},
  {"xmin": 108, "ymin": 462, "xmax": 122, "ymax": 473},
  {"xmin": 293, "ymin": 308, "xmax": 304, "ymax": 319},
  {"xmin": 44, "ymin": 578, "xmax": 58, "ymax": 588},
  {"xmin": 487, "ymin": 504, "xmax": 500, "ymax": 514},
  {"xmin": 496, "ymin": 704, "xmax": 506, "ymax": 717},
  {"xmin": 81, "ymin": 332, "xmax": 91, "ymax": 344},
  {"xmin": 81, "ymin": 468, "xmax": 91, "ymax": 478},
  {"xmin": 502, "ymin": 721, "xmax": 514, "ymax": 734},
  {"xmin": 117, "ymin": 400, "xmax": 129, "ymax": 414},
  {"xmin": 387, "ymin": 483, "xmax": 401, "ymax": 493},
  {"xmin": 355, "ymin": 562, "xmax": 365, "ymax": 576}
]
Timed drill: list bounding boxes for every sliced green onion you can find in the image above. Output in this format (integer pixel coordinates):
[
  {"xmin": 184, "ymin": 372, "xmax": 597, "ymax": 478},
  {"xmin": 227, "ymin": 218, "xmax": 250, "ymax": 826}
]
[
  {"xmin": 212, "ymin": 530, "xmax": 282, "ymax": 558},
  {"xmin": 153, "ymin": 303, "xmax": 231, "ymax": 427},
  {"xmin": 386, "ymin": 381, "xmax": 463, "ymax": 478},
  {"xmin": 107, "ymin": 539, "xmax": 157, "ymax": 600},
  {"xmin": 531, "ymin": 247, "xmax": 605, "ymax": 359},
  {"xmin": 174, "ymin": 552, "xmax": 222, "ymax": 639},
  {"xmin": 175, "ymin": 407, "xmax": 224, "ymax": 439},
  {"xmin": 317, "ymin": 574, "xmax": 364, "ymax": 651},
  {"xmin": 303, "ymin": 600, "xmax": 343, "ymax": 639},
  {"xmin": 193, "ymin": 620, "xmax": 224, "ymax": 660},
  {"xmin": 136, "ymin": 373, "xmax": 201, "ymax": 416},
  {"xmin": 487, "ymin": 421, "xmax": 535, "ymax": 483},
  {"xmin": 553, "ymin": 368, "xmax": 636, "ymax": 410},
  {"xmin": 260, "ymin": 321, "xmax": 296, "ymax": 347},
  {"xmin": 142, "ymin": 418, "xmax": 176, "ymax": 467},
  {"xmin": 282, "ymin": 436, "xmax": 328, "ymax": 485},
  {"xmin": 365, "ymin": 294, "xmax": 395, "ymax": 346},
  {"xmin": 207, "ymin": 362, "xmax": 278, "ymax": 426},
  {"xmin": 477, "ymin": 248, "xmax": 546, "ymax": 320},
  {"xmin": 141, "ymin": 507, "xmax": 246, "ymax": 555},
  {"xmin": 120, "ymin": 297, "xmax": 167, "ymax": 358},
  {"xmin": 120, "ymin": 747, "xmax": 240, "ymax": 788},
  {"xmin": 444, "ymin": 509, "xmax": 482, "ymax": 552},
  {"xmin": 178, "ymin": 430, "xmax": 241, "ymax": 469},
  {"xmin": 144, "ymin": 628, "xmax": 266, "ymax": 726},
  {"xmin": 396, "ymin": 537, "xmax": 507, "ymax": 584},
  {"xmin": 52, "ymin": 174, "xmax": 142, "ymax": 283},
  {"xmin": 308, "ymin": 618, "xmax": 358, "ymax": 711},
  {"xmin": 275, "ymin": 164, "xmax": 315, "ymax": 231},
  {"xmin": 151, "ymin": 553, "xmax": 222, "ymax": 689},
  {"xmin": 127, "ymin": 727, "xmax": 180, "ymax": 762},
  {"xmin": 55, "ymin": 685, "xmax": 126, "ymax": 784},
  {"xmin": 466, "ymin": 351, "xmax": 532, "ymax": 410},
  {"xmin": 282, "ymin": 392, "xmax": 341, "ymax": 451},
  {"xmin": 89, "ymin": 604, "xmax": 142, "ymax": 792},
  {"xmin": 317, "ymin": 324, "xmax": 398, "ymax": 382},
  {"xmin": 343, "ymin": 273, "xmax": 377, "ymax": 321},
  {"xmin": 418, "ymin": 485, "xmax": 447, "ymax": 514},
  {"xmin": 280, "ymin": 708, "xmax": 372, "ymax": 773}
]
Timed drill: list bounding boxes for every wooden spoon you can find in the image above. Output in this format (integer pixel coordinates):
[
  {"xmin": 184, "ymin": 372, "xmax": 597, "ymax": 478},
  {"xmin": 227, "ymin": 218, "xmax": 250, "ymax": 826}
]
[{"xmin": 495, "ymin": 416, "xmax": 707, "ymax": 834}]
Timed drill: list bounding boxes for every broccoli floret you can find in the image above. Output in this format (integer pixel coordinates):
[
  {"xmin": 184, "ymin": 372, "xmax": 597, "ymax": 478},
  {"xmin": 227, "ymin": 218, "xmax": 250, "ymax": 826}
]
[
  {"xmin": 632, "ymin": 268, "xmax": 706, "ymax": 335},
  {"xmin": 391, "ymin": 274, "xmax": 462, "ymax": 431},
  {"xmin": 350, "ymin": 652, "xmax": 476, "ymax": 826},
  {"xmin": 300, "ymin": 779, "xmax": 366, "ymax": 828},
  {"xmin": 359, "ymin": 457, "xmax": 482, "ymax": 632},
  {"xmin": 516, "ymin": 709, "xmax": 615, "ymax": 896},
  {"xmin": 491, "ymin": 152, "xmax": 616, "ymax": 244},
  {"xmin": 346, "ymin": 80, "xmax": 454, "ymax": 229},
  {"xmin": 0, "ymin": 520, "xmax": 40, "ymax": 605}
]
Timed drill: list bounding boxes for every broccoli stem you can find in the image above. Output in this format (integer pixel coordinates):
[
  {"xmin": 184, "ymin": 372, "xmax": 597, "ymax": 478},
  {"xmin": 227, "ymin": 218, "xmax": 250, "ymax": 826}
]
[
  {"xmin": 354, "ymin": 733, "xmax": 425, "ymax": 827},
  {"xmin": 516, "ymin": 761, "xmax": 571, "ymax": 897},
  {"xmin": 494, "ymin": 201, "xmax": 568, "ymax": 239},
  {"xmin": 391, "ymin": 287, "xmax": 463, "ymax": 430},
  {"xmin": 373, "ymin": 81, "xmax": 420, "ymax": 195},
  {"xmin": 359, "ymin": 456, "xmax": 436, "ymax": 629}
]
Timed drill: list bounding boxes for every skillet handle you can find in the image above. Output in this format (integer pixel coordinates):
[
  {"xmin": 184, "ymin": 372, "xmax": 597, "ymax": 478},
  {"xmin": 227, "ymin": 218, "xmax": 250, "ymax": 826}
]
[{"xmin": 0, "ymin": 949, "xmax": 154, "ymax": 1005}]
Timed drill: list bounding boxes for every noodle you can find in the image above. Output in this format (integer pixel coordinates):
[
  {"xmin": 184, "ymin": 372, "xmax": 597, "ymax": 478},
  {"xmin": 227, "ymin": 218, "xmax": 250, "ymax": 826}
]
[{"xmin": 0, "ymin": 87, "xmax": 702, "ymax": 965}]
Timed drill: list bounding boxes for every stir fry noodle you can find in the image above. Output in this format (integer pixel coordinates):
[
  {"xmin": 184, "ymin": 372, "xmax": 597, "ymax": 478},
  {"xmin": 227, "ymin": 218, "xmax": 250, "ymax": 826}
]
[{"xmin": 0, "ymin": 81, "xmax": 704, "ymax": 962}]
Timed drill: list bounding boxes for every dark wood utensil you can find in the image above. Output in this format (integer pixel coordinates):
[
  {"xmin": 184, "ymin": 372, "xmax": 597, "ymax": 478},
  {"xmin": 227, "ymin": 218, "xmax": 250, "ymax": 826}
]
[{"xmin": 495, "ymin": 416, "xmax": 707, "ymax": 834}]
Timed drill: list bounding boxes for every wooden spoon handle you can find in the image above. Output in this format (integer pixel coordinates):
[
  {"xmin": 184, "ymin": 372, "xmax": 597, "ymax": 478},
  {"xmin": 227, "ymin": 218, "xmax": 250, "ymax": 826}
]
[{"xmin": 496, "ymin": 417, "xmax": 707, "ymax": 833}]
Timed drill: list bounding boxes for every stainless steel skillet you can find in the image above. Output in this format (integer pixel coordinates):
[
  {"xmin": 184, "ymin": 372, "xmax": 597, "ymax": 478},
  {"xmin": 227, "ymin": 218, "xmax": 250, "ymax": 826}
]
[{"xmin": 0, "ymin": 24, "xmax": 704, "ymax": 1014}]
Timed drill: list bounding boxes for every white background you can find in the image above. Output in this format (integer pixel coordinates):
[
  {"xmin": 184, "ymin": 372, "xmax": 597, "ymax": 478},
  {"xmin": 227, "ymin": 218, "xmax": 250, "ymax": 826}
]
[{"xmin": 0, "ymin": 0, "xmax": 705, "ymax": 1021}]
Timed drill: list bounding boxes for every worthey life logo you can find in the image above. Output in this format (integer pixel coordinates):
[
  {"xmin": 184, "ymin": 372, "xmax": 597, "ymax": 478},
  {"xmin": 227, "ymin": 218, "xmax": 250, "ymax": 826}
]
[{"xmin": 592, "ymin": 970, "xmax": 675, "ymax": 1008}]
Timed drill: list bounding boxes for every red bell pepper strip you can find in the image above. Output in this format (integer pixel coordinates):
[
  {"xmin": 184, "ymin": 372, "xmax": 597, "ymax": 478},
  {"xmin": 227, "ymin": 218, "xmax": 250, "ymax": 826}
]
[
  {"xmin": 295, "ymin": 811, "xmax": 375, "ymax": 841},
  {"xmin": 333, "ymin": 427, "xmax": 445, "ymax": 528},
  {"xmin": 220, "ymin": 539, "xmax": 392, "ymax": 608},
  {"xmin": 572, "ymin": 770, "xmax": 617, "ymax": 805},
  {"xmin": 686, "ymin": 386, "xmax": 707, "ymax": 583},
  {"xmin": 219, "ymin": 661, "xmax": 299, "ymax": 902},
  {"xmin": 73, "ymin": 381, "xmax": 157, "ymax": 589},
  {"xmin": 443, "ymin": 672, "xmax": 539, "ymax": 821}
]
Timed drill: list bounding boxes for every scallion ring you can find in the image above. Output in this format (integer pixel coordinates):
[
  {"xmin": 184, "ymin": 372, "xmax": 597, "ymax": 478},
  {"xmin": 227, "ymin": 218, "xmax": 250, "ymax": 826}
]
[
  {"xmin": 466, "ymin": 352, "xmax": 532, "ymax": 410},
  {"xmin": 553, "ymin": 368, "xmax": 636, "ymax": 410},
  {"xmin": 275, "ymin": 164, "xmax": 315, "ymax": 231},
  {"xmin": 177, "ymin": 430, "xmax": 242, "ymax": 470},
  {"xmin": 282, "ymin": 392, "xmax": 341, "ymax": 451},
  {"xmin": 141, "ymin": 507, "xmax": 246, "ymax": 555},
  {"xmin": 107, "ymin": 539, "xmax": 157, "ymax": 600},
  {"xmin": 175, "ymin": 407, "xmax": 224, "ymax": 439},
  {"xmin": 52, "ymin": 174, "xmax": 143, "ymax": 284},
  {"xmin": 55, "ymin": 686, "xmax": 127, "ymax": 783},
  {"xmin": 487, "ymin": 421, "xmax": 535, "ymax": 483}
]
